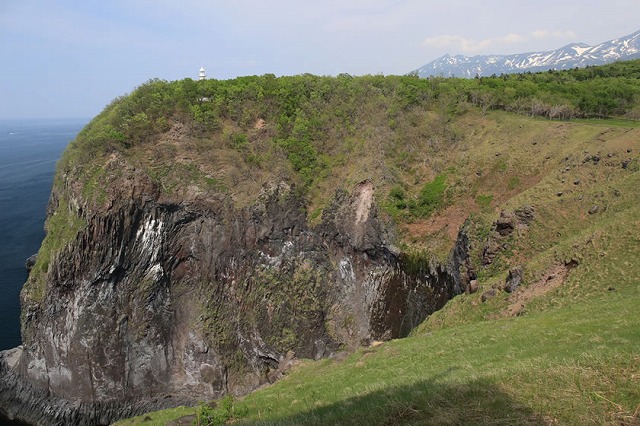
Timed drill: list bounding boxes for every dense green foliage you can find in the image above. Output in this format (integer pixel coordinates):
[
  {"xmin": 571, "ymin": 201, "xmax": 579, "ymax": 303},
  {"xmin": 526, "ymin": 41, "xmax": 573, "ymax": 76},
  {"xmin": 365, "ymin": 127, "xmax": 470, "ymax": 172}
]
[
  {"xmin": 468, "ymin": 62, "xmax": 640, "ymax": 118},
  {"xmin": 384, "ymin": 174, "xmax": 448, "ymax": 219},
  {"xmin": 415, "ymin": 173, "xmax": 447, "ymax": 216},
  {"xmin": 59, "ymin": 59, "xmax": 640, "ymax": 222},
  {"xmin": 195, "ymin": 396, "xmax": 246, "ymax": 426},
  {"xmin": 22, "ymin": 196, "xmax": 86, "ymax": 305}
]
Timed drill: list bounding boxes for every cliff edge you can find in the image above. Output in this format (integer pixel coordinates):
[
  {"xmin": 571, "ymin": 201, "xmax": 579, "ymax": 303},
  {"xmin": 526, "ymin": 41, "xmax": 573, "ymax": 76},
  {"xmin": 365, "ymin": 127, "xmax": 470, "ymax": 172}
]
[
  {"xmin": 0, "ymin": 76, "xmax": 474, "ymax": 424},
  {"xmin": 6, "ymin": 70, "xmax": 637, "ymax": 424}
]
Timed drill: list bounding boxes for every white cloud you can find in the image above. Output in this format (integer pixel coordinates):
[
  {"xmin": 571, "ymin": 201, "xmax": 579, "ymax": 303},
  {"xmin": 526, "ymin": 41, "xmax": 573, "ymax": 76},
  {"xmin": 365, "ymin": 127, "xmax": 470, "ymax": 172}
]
[
  {"xmin": 423, "ymin": 33, "xmax": 526, "ymax": 53},
  {"xmin": 531, "ymin": 29, "xmax": 577, "ymax": 39},
  {"xmin": 422, "ymin": 29, "xmax": 578, "ymax": 54}
]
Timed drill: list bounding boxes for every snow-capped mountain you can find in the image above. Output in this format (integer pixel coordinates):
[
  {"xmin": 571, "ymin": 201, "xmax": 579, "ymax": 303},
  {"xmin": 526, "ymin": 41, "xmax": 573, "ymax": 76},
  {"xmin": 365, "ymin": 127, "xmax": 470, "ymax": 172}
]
[{"xmin": 414, "ymin": 30, "xmax": 640, "ymax": 78}]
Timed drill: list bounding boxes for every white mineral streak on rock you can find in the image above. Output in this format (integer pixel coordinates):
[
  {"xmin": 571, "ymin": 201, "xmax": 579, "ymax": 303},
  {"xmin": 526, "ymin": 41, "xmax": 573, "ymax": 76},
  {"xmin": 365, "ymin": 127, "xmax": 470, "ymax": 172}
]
[
  {"xmin": 282, "ymin": 240, "xmax": 295, "ymax": 256},
  {"xmin": 136, "ymin": 216, "xmax": 164, "ymax": 263},
  {"xmin": 259, "ymin": 240, "xmax": 296, "ymax": 268},
  {"xmin": 135, "ymin": 215, "xmax": 165, "ymax": 281},
  {"xmin": 147, "ymin": 263, "xmax": 163, "ymax": 280},
  {"xmin": 364, "ymin": 266, "xmax": 391, "ymax": 311},
  {"xmin": 258, "ymin": 250, "xmax": 281, "ymax": 268},
  {"xmin": 339, "ymin": 258, "xmax": 355, "ymax": 282}
]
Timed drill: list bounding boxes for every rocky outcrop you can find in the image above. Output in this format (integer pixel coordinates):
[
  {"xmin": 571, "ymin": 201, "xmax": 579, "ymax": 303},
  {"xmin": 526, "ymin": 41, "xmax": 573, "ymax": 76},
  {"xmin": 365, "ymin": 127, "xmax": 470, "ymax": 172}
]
[
  {"xmin": 25, "ymin": 255, "xmax": 37, "ymax": 272},
  {"xmin": 482, "ymin": 206, "xmax": 535, "ymax": 266},
  {"xmin": 503, "ymin": 266, "xmax": 524, "ymax": 293},
  {"xmin": 1, "ymin": 169, "xmax": 469, "ymax": 424},
  {"xmin": 0, "ymin": 348, "xmax": 193, "ymax": 426}
]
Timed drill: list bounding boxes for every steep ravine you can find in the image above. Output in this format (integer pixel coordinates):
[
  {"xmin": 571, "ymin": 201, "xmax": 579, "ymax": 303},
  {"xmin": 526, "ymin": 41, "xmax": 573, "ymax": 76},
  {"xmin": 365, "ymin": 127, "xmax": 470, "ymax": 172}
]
[{"xmin": 0, "ymin": 164, "xmax": 471, "ymax": 425}]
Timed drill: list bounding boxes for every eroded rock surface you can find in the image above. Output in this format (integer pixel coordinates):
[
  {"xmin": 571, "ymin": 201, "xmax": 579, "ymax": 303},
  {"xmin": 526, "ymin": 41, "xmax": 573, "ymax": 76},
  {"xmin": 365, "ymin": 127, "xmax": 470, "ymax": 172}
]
[{"xmin": 1, "ymin": 173, "xmax": 468, "ymax": 425}]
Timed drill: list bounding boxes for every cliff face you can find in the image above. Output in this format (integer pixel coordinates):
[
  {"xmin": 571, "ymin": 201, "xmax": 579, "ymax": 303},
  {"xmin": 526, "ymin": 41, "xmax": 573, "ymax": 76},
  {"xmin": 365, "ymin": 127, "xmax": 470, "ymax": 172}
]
[{"xmin": 1, "ymin": 154, "xmax": 468, "ymax": 424}]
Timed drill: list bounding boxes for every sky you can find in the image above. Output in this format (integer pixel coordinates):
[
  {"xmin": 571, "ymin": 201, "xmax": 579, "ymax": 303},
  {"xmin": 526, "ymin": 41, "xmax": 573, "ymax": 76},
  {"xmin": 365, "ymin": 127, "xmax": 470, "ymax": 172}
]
[{"xmin": 1, "ymin": 1, "xmax": 640, "ymax": 119}]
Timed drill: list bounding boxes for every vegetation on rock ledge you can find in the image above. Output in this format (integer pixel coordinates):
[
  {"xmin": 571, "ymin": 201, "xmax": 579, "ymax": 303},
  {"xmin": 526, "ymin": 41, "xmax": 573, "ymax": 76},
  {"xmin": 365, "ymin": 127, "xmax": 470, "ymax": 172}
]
[{"xmin": 58, "ymin": 60, "xmax": 640, "ymax": 217}]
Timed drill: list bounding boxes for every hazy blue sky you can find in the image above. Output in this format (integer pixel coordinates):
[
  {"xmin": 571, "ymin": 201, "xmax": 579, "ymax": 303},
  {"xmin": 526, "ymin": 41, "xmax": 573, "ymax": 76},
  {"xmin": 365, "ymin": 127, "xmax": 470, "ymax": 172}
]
[{"xmin": 2, "ymin": 1, "xmax": 640, "ymax": 119}]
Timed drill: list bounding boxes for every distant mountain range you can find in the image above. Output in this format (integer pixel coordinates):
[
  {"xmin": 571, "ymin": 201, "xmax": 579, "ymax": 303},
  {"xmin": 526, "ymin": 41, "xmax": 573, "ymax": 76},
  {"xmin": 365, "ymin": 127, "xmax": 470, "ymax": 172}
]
[{"xmin": 414, "ymin": 30, "xmax": 640, "ymax": 78}]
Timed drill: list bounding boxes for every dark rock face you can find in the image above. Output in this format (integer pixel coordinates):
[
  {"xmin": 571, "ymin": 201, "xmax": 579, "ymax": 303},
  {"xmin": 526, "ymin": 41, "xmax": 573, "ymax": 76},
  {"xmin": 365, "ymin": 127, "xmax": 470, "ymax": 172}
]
[
  {"xmin": 25, "ymin": 255, "xmax": 37, "ymax": 272},
  {"xmin": 494, "ymin": 210, "xmax": 516, "ymax": 237},
  {"xmin": 582, "ymin": 154, "xmax": 601, "ymax": 165},
  {"xmin": 514, "ymin": 205, "xmax": 535, "ymax": 226},
  {"xmin": 504, "ymin": 266, "xmax": 524, "ymax": 293},
  {"xmin": 1, "ymin": 177, "xmax": 468, "ymax": 425},
  {"xmin": 0, "ymin": 348, "xmax": 193, "ymax": 426}
]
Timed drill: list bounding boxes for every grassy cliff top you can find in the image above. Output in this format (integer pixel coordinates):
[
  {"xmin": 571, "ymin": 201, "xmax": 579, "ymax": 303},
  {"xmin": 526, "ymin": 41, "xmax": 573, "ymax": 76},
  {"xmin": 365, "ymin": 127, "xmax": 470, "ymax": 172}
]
[{"xmin": 56, "ymin": 61, "xmax": 640, "ymax": 258}]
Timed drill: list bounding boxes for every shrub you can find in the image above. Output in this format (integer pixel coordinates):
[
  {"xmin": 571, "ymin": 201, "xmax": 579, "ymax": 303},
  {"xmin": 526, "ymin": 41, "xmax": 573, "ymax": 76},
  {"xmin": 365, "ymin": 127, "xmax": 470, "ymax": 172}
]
[
  {"xmin": 276, "ymin": 137, "xmax": 323, "ymax": 187},
  {"xmin": 389, "ymin": 185, "xmax": 408, "ymax": 210},
  {"xmin": 413, "ymin": 174, "xmax": 447, "ymax": 217},
  {"xmin": 230, "ymin": 132, "xmax": 249, "ymax": 150},
  {"xmin": 195, "ymin": 396, "xmax": 235, "ymax": 426}
]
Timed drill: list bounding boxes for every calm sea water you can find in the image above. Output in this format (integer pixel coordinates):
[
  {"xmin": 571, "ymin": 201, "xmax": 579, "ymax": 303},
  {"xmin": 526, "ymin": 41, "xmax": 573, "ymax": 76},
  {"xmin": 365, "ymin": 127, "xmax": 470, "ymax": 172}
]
[
  {"xmin": 0, "ymin": 119, "xmax": 88, "ymax": 424},
  {"xmin": 0, "ymin": 118, "xmax": 87, "ymax": 352}
]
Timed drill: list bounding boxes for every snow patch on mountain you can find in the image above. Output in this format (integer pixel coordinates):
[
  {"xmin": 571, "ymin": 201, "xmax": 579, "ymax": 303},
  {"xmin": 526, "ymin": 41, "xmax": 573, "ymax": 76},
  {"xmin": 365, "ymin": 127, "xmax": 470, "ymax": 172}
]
[{"xmin": 413, "ymin": 30, "xmax": 640, "ymax": 78}]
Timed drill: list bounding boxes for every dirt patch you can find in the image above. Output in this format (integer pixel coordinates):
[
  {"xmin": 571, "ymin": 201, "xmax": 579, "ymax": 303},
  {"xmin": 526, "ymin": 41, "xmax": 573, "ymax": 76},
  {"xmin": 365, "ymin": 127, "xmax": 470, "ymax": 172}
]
[
  {"xmin": 354, "ymin": 180, "xmax": 374, "ymax": 224},
  {"xmin": 166, "ymin": 414, "xmax": 197, "ymax": 425},
  {"xmin": 403, "ymin": 202, "xmax": 474, "ymax": 241},
  {"xmin": 254, "ymin": 118, "xmax": 266, "ymax": 129},
  {"xmin": 161, "ymin": 119, "xmax": 191, "ymax": 144},
  {"xmin": 501, "ymin": 264, "xmax": 571, "ymax": 317}
]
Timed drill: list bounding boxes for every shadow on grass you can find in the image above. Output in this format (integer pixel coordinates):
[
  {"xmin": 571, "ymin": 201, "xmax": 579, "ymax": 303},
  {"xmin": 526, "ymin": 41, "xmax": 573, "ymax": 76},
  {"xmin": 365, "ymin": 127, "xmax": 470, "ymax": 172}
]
[{"xmin": 244, "ymin": 376, "xmax": 549, "ymax": 426}]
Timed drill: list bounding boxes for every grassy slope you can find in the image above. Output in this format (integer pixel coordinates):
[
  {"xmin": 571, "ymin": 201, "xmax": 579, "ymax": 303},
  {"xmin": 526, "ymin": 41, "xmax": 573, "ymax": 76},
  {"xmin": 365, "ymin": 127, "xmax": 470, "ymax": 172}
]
[
  {"xmin": 239, "ymin": 288, "xmax": 639, "ymax": 425},
  {"xmin": 118, "ymin": 291, "xmax": 639, "ymax": 425},
  {"xmin": 116, "ymin": 109, "xmax": 640, "ymax": 425}
]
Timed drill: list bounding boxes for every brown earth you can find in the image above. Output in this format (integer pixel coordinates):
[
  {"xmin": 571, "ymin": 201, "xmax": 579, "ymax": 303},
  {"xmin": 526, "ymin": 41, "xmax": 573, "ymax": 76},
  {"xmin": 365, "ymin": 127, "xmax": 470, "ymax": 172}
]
[
  {"xmin": 404, "ymin": 202, "xmax": 475, "ymax": 242},
  {"xmin": 501, "ymin": 263, "xmax": 572, "ymax": 317}
]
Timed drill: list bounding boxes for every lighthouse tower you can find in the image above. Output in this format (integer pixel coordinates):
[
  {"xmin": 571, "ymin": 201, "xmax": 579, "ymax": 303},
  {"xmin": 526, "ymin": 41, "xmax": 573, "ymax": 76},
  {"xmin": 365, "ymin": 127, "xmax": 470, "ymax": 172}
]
[{"xmin": 198, "ymin": 67, "xmax": 206, "ymax": 80}]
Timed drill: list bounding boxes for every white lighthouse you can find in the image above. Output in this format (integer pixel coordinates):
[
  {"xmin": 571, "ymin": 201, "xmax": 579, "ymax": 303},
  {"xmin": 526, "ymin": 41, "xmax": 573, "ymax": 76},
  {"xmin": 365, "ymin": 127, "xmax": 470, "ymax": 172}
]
[{"xmin": 198, "ymin": 67, "xmax": 206, "ymax": 81}]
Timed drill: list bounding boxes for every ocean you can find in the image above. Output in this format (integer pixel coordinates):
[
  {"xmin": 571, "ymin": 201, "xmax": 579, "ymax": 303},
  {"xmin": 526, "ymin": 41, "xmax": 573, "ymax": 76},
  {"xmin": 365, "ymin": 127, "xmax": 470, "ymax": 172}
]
[{"xmin": 0, "ymin": 119, "xmax": 87, "ymax": 425}]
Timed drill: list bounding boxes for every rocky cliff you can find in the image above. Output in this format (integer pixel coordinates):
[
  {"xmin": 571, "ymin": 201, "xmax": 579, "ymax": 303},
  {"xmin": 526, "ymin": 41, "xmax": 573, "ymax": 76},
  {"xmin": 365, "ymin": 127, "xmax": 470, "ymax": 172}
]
[
  {"xmin": 4, "ymin": 69, "xmax": 637, "ymax": 425},
  {"xmin": 0, "ymin": 145, "xmax": 470, "ymax": 424}
]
